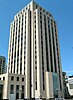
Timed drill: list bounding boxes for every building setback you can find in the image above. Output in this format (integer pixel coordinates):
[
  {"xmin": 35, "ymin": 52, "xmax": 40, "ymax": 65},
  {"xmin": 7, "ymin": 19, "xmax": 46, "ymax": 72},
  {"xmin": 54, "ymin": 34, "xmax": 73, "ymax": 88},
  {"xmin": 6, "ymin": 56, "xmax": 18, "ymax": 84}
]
[{"xmin": 8, "ymin": 1, "xmax": 63, "ymax": 99}]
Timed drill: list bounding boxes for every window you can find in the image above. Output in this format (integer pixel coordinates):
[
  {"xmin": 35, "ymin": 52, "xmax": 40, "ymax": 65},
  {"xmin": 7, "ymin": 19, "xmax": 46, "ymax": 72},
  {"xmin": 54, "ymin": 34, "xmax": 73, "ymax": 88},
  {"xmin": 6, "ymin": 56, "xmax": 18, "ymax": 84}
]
[
  {"xmin": 23, "ymin": 9, "xmax": 25, "ymax": 12},
  {"xmin": 21, "ymin": 93, "xmax": 24, "ymax": 99},
  {"xmin": 40, "ymin": 7, "xmax": 42, "ymax": 11},
  {"xmin": 16, "ymin": 93, "xmax": 19, "ymax": 99},
  {"xmin": 35, "ymin": 40, "xmax": 36, "ymax": 44},
  {"xmin": 35, "ymin": 60, "xmax": 37, "ymax": 64},
  {"xmin": 35, "ymin": 55, "xmax": 37, "ymax": 58},
  {"xmin": 35, "ymin": 82, "xmax": 37, "ymax": 90},
  {"xmin": 49, "ymin": 14, "xmax": 51, "ymax": 17},
  {"xmin": 26, "ymin": 7, "xmax": 27, "ymax": 10},
  {"xmin": 36, "ymin": 5, "xmax": 37, "ymax": 8},
  {"xmin": 0, "ymin": 85, "xmax": 3, "ymax": 99},
  {"xmin": 3, "ymin": 77, "xmax": 5, "ymax": 80},
  {"xmin": 17, "ymin": 77, "xmax": 19, "ymax": 81},
  {"xmin": 11, "ymin": 76, "xmax": 14, "ymax": 81},
  {"xmin": 46, "ymin": 12, "xmax": 48, "ymax": 15},
  {"xmin": 10, "ymin": 85, "xmax": 14, "ymax": 94},
  {"xmin": 0, "ymin": 60, "xmax": 2, "ymax": 64},
  {"xmin": 69, "ymin": 84, "xmax": 73, "ymax": 89},
  {"xmin": 22, "ymin": 78, "xmax": 24, "ymax": 82},
  {"xmin": 0, "ymin": 84, "xmax": 3, "ymax": 90},
  {"xmin": 29, "ymin": 5, "xmax": 30, "ymax": 9},
  {"xmin": 22, "ymin": 85, "xmax": 24, "ymax": 92},
  {"xmin": 43, "ymin": 9, "xmax": 45, "ymax": 13},
  {"xmin": 16, "ymin": 85, "xmax": 19, "ymax": 91}
]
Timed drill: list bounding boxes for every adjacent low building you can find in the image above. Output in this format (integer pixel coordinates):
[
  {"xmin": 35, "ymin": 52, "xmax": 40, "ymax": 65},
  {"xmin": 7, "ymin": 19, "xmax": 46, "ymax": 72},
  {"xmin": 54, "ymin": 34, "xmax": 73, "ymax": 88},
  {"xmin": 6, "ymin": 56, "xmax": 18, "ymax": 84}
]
[
  {"xmin": 62, "ymin": 72, "xmax": 70, "ymax": 99},
  {"xmin": 0, "ymin": 56, "xmax": 6, "ymax": 74},
  {"xmin": 0, "ymin": 73, "xmax": 25, "ymax": 99},
  {"xmin": 66, "ymin": 75, "xmax": 73, "ymax": 97},
  {"xmin": 0, "ymin": 72, "xmax": 59, "ymax": 99}
]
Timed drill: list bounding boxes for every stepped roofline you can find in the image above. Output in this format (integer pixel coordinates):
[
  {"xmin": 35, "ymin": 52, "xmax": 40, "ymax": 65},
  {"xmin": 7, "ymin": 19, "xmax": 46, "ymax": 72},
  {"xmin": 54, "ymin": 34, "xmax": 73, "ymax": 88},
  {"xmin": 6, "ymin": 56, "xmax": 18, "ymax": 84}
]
[{"xmin": 13, "ymin": 0, "xmax": 53, "ymax": 20}]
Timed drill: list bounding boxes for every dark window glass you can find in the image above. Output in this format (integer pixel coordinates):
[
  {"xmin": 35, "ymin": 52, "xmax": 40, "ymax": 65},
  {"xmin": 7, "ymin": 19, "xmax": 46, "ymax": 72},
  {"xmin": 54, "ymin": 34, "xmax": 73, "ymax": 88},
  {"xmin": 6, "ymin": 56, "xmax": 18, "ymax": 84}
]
[
  {"xmin": 21, "ymin": 93, "xmax": 24, "ymax": 99},
  {"xmin": 22, "ymin": 85, "xmax": 24, "ymax": 92},
  {"xmin": 16, "ymin": 93, "xmax": 19, "ymax": 99},
  {"xmin": 35, "ymin": 82, "xmax": 37, "ymax": 90},
  {"xmin": 10, "ymin": 85, "xmax": 14, "ymax": 94},
  {"xmin": 22, "ymin": 78, "xmax": 24, "ymax": 82},
  {"xmin": 16, "ymin": 85, "xmax": 19, "ymax": 93},
  {"xmin": 11, "ymin": 76, "xmax": 14, "ymax": 81},
  {"xmin": 17, "ymin": 77, "xmax": 19, "ymax": 81},
  {"xmin": 0, "ymin": 85, "xmax": 3, "ymax": 99},
  {"xmin": 3, "ymin": 77, "xmax": 5, "ymax": 80}
]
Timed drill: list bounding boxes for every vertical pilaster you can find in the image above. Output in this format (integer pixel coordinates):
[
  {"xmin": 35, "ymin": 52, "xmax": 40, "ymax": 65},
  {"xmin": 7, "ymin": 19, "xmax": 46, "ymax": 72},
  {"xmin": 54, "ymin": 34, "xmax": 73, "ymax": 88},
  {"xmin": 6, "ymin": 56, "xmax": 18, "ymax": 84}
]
[
  {"xmin": 36, "ymin": 9, "xmax": 41, "ymax": 97},
  {"xmin": 50, "ymin": 19, "xmax": 55, "ymax": 72},
  {"xmin": 31, "ymin": 1, "xmax": 35, "ymax": 98},
  {"xmin": 25, "ymin": 10, "xmax": 30, "ymax": 98}
]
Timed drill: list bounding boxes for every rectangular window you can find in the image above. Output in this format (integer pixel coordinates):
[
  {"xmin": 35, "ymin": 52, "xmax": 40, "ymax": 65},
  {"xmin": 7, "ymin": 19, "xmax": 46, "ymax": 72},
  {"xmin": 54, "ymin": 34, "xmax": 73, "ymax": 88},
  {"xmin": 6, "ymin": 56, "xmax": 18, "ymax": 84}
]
[
  {"xmin": 70, "ymin": 84, "xmax": 73, "ymax": 89},
  {"xmin": 0, "ymin": 85, "xmax": 3, "ymax": 99},
  {"xmin": 16, "ymin": 85, "xmax": 19, "ymax": 92},
  {"xmin": 3, "ymin": 77, "xmax": 5, "ymax": 80},
  {"xmin": 16, "ymin": 93, "xmax": 19, "ymax": 99},
  {"xmin": 17, "ymin": 77, "xmax": 19, "ymax": 81},
  {"xmin": 11, "ymin": 76, "xmax": 14, "ymax": 81},
  {"xmin": 16, "ymin": 85, "xmax": 19, "ymax": 99},
  {"xmin": 10, "ymin": 85, "xmax": 14, "ymax": 94},
  {"xmin": 22, "ymin": 85, "xmax": 24, "ymax": 92},
  {"xmin": 0, "ymin": 85, "xmax": 3, "ymax": 91},
  {"xmin": 22, "ymin": 78, "xmax": 24, "ymax": 82},
  {"xmin": 35, "ymin": 82, "xmax": 37, "ymax": 90},
  {"xmin": 21, "ymin": 93, "xmax": 24, "ymax": 99}
]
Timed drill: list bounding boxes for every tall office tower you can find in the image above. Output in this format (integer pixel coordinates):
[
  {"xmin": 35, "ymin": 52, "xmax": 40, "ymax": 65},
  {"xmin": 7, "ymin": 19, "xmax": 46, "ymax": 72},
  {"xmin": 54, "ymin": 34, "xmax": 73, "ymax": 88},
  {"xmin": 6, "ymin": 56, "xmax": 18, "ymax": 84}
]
[
  {"xmin": 8, "ymin": 1, "xmax": 63, "ymax": 99},
  {"xmin": 0, "ymin": 56, "xmax": 6, "ymax": 74}
]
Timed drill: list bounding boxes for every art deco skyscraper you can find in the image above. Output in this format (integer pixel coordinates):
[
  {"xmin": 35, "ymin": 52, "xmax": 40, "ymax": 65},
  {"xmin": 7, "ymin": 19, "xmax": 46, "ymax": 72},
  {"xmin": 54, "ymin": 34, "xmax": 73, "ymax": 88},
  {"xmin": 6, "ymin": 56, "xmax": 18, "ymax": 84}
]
[{"xmin": 8, "ymin": 1, "xmax": 63, "ymax": 99}]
